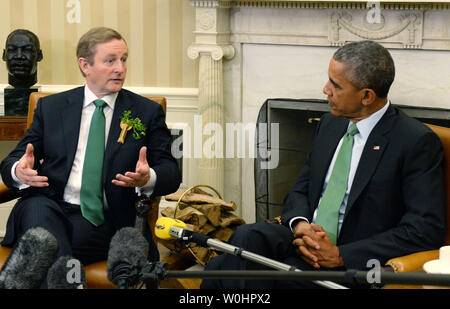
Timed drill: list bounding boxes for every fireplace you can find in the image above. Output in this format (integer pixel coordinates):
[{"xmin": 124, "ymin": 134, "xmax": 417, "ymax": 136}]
[{"xmin": 254, "ymin": 98, "xmax": 450, "ymax": 222}]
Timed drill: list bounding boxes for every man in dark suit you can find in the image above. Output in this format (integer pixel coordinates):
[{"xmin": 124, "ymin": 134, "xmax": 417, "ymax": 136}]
[
  {"xmin": 0, "ymin": 27, "xmax": 180, "ymax": 268},
  {"xmin": 201, "ymin": 40, "xmax": 446, "ymax": 289}
]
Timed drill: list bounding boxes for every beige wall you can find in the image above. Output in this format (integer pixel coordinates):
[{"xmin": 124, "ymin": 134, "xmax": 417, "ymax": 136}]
[{"xmin": 0, "ymin": 0, "xmax": 198, "ymax": 88}]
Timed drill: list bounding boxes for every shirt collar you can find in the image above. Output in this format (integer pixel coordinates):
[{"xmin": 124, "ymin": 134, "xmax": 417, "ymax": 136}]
[
  {"xmin": 352, "ymin": 100, "xmax": 391, "ymax": 141},
  {"xmin": 83, "ymin": 84, "xmax": 118, "ymax": 110}
]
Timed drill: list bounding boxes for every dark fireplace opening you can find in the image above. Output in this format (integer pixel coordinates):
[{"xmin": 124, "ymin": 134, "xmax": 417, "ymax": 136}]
[{"xmin": 254, "ymin": 98, "xmax": 450, "ymax": 223}]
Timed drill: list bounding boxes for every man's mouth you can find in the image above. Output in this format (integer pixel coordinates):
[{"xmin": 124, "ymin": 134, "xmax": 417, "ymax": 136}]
[{"xmin": 10, "ymin": 62, "xmax": 30, "ymax": 69}]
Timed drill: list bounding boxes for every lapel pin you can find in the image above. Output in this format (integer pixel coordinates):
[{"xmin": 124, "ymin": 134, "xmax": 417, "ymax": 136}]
[
  {"xmin": 117, "ymin": 110, "xmax": 147, "ymax": 144},
  {"xmin": 373, "ymin": 146, "xmax": 380, "ymax": 150},
  {"xmin": 118, "ymin": 121, "xmax": 132, "ymax": 144}
]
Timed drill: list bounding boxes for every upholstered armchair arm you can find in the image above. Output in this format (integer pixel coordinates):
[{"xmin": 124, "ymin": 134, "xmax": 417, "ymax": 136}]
[
  {"xmin": 385, "ymin": 250, "xmax": 439, "ymax": 272},
  {"xmin": 0, "ymin": 183, "xmax": 19, "ymax": 204}
]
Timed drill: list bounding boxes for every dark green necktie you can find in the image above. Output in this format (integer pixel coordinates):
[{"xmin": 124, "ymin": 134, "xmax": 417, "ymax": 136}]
[
  {"xmin": 80, "ymin": 99, "xmax": 106, "ymax": 226},
  {"xmin": 315, "ymin": 123, "xmax": 359, "ymax": 243}
]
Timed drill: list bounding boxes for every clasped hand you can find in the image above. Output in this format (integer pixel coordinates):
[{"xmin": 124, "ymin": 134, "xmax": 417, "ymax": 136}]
[{"xmin": 292, "ymin": 221, "xmax": 344, "ymax": 269}]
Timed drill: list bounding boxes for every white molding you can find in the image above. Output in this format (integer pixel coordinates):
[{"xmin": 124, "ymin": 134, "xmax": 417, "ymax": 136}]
[
  {"xmin": 227, "ymin": 3, "xmax": 450, "ymax": 50},
  {"xmin": 0, "ymin": 85, "xmax": 199, "ymax": 116},
  {"xmin": 188, "ymin": 44, "xmax": 235, "ymax": 61},
  {"xmin": 0, "ymin": 84, "xmax": 198, "ymax": 97},
  {"xmin": 190, "ymin": 0, "xmax": 450, "ymax": 10}
]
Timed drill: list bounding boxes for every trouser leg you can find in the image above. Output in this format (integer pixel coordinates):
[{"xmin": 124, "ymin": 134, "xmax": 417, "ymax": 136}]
[
  {"xmin": 3, "ymin": 195, "xmax": 73, "ymax": 259},
  {"xmin": 202, "ymin": 222, "xmax": 300, "ymax": 289}
]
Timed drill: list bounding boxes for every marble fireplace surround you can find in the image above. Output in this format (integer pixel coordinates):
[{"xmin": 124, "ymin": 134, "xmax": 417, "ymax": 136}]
[{"xmin": 188, "ymin": 0, "xmax": 450, "ymax": 222}]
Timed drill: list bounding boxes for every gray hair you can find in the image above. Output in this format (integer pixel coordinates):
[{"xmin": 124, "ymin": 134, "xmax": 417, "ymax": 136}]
[
  {"xmin": 76, "ymin": 27, "xmax": 125, "ymax": 76},
  {"xmin": 333, "ymin": 40, "xmax": 395, "ymax": 98}
]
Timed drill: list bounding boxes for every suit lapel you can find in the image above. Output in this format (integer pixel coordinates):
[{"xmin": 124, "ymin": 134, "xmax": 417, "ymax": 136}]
[
  {"xmin": 59, "ymin": 88, "xmax": 84, "ymax": 174},
  {"xmin": 103, "ymin": 90, "xmax": 134, "ymax": 182},
  {"xmin": 344, "ymin": 105, "xmax": 397, "ymax": 221}
]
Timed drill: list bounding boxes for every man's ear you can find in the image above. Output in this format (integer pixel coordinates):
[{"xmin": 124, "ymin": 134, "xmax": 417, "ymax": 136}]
[
  {"xmin": 361, "ymin": 88, "xmax": 377, "ymax": 106},
  {"xmin": 78, "ymin": 57, "xmax": 89, "ymax": 76},
  {"xmin": 37, "ymin": 49, "xmax": 43, "ymax": 62},
  {"xmin": 2, "ymin": 49, "xmax": 6, "ymax": 61}
]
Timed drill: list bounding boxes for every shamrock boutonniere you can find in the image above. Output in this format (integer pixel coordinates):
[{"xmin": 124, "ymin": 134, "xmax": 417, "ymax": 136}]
[{"xmin": 117, "ymin": 110, "xmax": 147, "ymax": 144}]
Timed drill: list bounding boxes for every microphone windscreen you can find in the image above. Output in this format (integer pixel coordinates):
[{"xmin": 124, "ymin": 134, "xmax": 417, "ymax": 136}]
[
  {"xmin": 47, "ymin": 256, "xmax": 86, "ymax": 289},
  {"xmin": 0, "ymin": 227, "xmax": 58, "ymax": 289},
  {"xmin": 154, "ymin": 217, "xmax": 187, "ymax": 240},
  {"xmin": 106, "ymin": 227, "xmax": 149, "ymax": 286}
]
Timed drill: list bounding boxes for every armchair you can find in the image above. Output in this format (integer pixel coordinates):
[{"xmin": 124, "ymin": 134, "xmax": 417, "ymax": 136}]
[
  {"xmin": 0, "ymin": 92, "xmax": 166, "ymax": 289},
  {"xmin": 385, "ymin": 123, "xmax": 450, "ymax": 274}
]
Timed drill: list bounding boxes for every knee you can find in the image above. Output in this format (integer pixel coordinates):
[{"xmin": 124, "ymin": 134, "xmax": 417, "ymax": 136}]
[
  {"xmin": 228, "ymin": 222, "xmax": 263, "ymax": 245},
  {"xmin": 228, "ymin": 222, "xmax": 274, "ymax": 246},
  {"xmin": 13, "ymin": 196, "xmax": 68, "ymax": 237},
  {"xmin": 16, "ymin": 196, "xmax": 59, "ymax": 220},
  {"xmin": 231, "ymin": 222, "xmax": 293, "ymax": 250}
]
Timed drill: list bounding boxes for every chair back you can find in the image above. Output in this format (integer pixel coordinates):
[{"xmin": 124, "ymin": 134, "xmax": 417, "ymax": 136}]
[
  {"xmin": 27, "ymin": 92, "xmax": 167, "ymax": 129},
  {"xmin": 426, "ymin": 124, "xmax": 450, "ymax": 245}
]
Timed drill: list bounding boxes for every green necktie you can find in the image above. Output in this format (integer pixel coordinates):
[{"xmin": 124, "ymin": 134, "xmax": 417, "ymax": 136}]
[
  {"xmin": 315, "ymin": 122, "xmax": 359, "ymax": 244},
  {"xmin": 80, "ymin": 99, "xmax": 107, "ymax": 226}
]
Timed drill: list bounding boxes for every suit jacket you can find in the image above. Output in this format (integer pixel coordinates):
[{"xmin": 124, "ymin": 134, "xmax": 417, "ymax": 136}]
[
  {"xmin": 0, "ymin": 87, "xmax": 181, "ymax": 236},
  {"xmin": 282, "ymin": 105, "xmax": 446, "ymax": 269}
]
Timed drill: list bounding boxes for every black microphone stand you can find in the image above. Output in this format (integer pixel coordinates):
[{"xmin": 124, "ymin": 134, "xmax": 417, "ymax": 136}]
[
  {"xmin": 139, "ymin": 233, "xmax": 349, "ymax": 289},
  {"xmin": 175, "ymin": 231, "xmax": 347, "ymax": 289},
  {"xmin": 140, "ymin": 265, "xmax": 450, "ymax": 289},
  {"xmin": 138, "ymin": 232, "xmax": 450, "ymax": 289}
]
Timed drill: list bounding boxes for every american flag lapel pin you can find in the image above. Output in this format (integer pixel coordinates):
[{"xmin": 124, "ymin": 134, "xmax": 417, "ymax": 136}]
[{"xmin": 373, "ymin": 145, "xmax": 380, "ymax": 150}]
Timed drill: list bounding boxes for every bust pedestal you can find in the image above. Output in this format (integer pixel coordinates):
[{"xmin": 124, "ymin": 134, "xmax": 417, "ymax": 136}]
[{"xmin": 4, "ymin": 86, "xmax": 39, "ymax": 116}]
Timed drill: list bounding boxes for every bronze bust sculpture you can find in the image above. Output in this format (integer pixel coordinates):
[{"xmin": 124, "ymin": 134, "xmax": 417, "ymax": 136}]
[{"xmin": 3, "ymin": 29, "xmax": 43, "ymax": 89}]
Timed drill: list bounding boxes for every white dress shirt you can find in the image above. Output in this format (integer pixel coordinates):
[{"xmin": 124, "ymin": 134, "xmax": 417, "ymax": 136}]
[
  {"xmin": 289, "ymin": 101, "xmax": 390, "ymax": 235},
  {"xmin": 11, "ymin": 85, "xmax": 157, "ymax": 206}
]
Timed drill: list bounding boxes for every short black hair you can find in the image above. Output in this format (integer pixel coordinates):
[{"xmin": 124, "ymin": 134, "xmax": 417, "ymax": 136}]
[
  {"xmin": 6, "ymin": 29, "xmax": 41, "ymax": 50},
  {"xmin": 333, "ymin": 40, "xmax": 395, "ymax": 98}
]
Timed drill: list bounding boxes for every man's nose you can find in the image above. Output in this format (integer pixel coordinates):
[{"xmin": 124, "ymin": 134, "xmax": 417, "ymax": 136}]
[
  {"xmin": 14, "ymin": 48, "xmax": 26, "ymax": 59},
  {"xmin": 114, "ymin": 61, "xmax": 126, "ymax": 73}
]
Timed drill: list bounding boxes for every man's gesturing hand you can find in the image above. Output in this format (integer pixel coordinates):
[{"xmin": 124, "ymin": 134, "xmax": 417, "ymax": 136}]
[
  {"xmin": 112, "ymin": 146, "xmax": 150, "ymax": 188},
  {"xmin": 15, "ymin": 143, "xmax": 48, "ymax": 187}
]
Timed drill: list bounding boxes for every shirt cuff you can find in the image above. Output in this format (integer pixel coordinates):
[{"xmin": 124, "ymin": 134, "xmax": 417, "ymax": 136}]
[
  {"xmin": 135, "ymin": 167, "xmax": 157, "ymax": 197},
  {"xmin": 289, "ymin": 216, "xmax": 309, "ymax": 233},
  {"xmin": 11, "ymin": 161, "xmax": 30, "ymax": 190}
]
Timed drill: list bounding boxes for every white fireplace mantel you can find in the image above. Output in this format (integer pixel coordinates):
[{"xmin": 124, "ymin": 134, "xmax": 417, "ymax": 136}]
[
  {"xmin": 188, "ymin": 0, "xmax": 450, "ymax": 222},
  {"xmin": 190, "ymin": 0, "xmax": 450, "ymax": 10}
]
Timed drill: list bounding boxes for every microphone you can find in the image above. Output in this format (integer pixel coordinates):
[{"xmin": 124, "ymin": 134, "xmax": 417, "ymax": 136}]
[
  {"xmin": 0, "ymin": 227, "xmax": 58, "ymax": 289},
  {"xmin": 154, "ymin": 217, "xmax": 209, "ymax": 246},
  {"xmin": 47, "ymin": 256, "xmax": 86, "ymax": 289},
  {"xmin": 154, "ymin": 217, "xmax": 188, "ymax": 240},
  {"xmin": 106, "ymin": 227, "xmax": 149, "ymax": 289}
]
